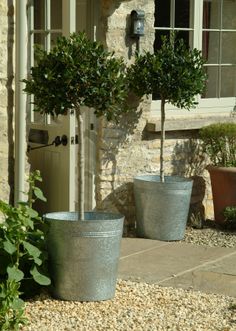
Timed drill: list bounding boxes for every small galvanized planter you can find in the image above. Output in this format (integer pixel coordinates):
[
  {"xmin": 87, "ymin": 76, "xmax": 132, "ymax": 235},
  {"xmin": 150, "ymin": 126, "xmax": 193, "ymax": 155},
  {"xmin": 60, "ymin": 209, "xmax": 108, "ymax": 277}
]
[
  {"xmin": 44, "ymin": 212, "xmax": 124, "ymax": 301},
  {"xmin": 134, "ymin": 175, "xmax": 193, "ymax": 241}
]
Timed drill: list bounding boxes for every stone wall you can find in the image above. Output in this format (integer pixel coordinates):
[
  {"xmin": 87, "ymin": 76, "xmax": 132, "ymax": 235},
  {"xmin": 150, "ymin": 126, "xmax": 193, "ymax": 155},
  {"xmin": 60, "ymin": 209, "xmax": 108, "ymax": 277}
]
[
  {"xmin": 0, "ymin": 0, "xmax": 14, "ymax": 204},
  {"xmin": 0, "ymin": 0, "xmax": 214, "ymax": 227},
  {"xmin": 97, "ymin": 0, "xmax": 214, "ymax": 233}
]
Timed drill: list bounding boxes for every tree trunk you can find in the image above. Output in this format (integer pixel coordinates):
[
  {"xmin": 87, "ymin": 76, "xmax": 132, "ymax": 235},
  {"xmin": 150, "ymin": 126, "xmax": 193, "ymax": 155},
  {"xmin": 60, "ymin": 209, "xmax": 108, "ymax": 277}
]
[
  {"xmin": 160, "ymin": 97, "xmax": 166, "ymax": 183},
  {"xmin": 76, "ymin": 106, "xmax": 85, "ymax": 220}
]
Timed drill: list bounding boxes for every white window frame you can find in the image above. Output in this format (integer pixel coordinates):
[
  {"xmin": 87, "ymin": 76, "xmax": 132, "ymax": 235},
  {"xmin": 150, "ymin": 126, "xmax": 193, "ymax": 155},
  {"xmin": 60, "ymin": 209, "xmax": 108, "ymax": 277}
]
[{"xmin": 151, "ymin": 0, "xmax": 236, "ymax": 120}]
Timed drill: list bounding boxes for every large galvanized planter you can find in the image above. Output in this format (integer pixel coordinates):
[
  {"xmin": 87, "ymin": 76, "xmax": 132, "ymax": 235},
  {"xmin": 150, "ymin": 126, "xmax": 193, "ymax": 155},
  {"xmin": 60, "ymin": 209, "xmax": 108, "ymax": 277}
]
[
  {"xmin": 134, "ymin": 175, "xmax": 193, "ymax": 241},
  {"xmin": 44, "ymin": 212, "xmax": 124, "ymax": 301}
]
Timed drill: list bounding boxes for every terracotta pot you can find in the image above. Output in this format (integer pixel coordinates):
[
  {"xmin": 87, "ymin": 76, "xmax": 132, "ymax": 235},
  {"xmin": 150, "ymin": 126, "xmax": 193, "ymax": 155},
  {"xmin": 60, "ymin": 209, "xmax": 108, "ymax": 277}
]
[{"xmin": 207, "ymin": 166, "xmax": 236, "ymax": 222}]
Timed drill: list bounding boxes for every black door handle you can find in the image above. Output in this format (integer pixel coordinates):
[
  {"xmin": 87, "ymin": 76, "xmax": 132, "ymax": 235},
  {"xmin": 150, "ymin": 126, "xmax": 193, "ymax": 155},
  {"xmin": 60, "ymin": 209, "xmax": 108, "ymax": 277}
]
[{"xmin": 28, "ymin": 135, "xmax": 68, "ymax": 152}]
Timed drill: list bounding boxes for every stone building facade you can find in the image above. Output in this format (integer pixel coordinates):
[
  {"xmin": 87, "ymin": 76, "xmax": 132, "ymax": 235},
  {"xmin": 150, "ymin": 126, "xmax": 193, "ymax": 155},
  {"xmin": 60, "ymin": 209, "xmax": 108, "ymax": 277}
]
[
  {"xmin": 0, "ymin": 0, "xmax": 14, "ymax": 204},
  {"xmin": 0, "ymin": 0, "xmax": 218, "ymax": 231}
]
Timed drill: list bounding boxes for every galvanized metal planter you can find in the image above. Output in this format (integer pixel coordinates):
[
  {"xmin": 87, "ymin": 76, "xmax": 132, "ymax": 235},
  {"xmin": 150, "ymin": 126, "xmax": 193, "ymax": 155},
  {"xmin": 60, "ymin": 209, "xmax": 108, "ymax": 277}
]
[
  {"xmin": 134, "ymin": 175, "xmax": 193, "ymax": 241},
  {"xmin": 44, "ymin": 212, "xmax": 124, "ymax": 301}
]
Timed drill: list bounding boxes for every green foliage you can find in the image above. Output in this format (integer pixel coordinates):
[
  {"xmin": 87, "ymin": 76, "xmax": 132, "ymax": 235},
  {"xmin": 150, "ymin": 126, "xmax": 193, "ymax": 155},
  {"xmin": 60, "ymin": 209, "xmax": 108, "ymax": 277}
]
[
  {"xmin": 0, "ymin": 170, "xmax": 50, "ymax": 330},
  {"xmin": 128, "ymin": 34, "xmax": 207, "ymax": 108},
  {"xmin": 223, "ymin": 206, "xmax": 236, "ymax": 230},
  {"xmin": 0, "ymin": 281, "xmax": 27, "ymax": 330},
  {"xmin": 23, "ymin": 32, "xmax": 129, "ymax": 122},
  {"xmin": 199, "ymin": 123, "xmax": 236, "ymax": 167},
  {"xmin": 127, "ymin": 33, "xmax": 206, "ymax": 180}
]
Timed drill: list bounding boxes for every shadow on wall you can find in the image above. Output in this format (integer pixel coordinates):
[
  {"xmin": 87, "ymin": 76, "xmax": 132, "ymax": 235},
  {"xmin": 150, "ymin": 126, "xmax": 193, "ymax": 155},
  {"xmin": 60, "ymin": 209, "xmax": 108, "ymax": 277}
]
[
  {"xmin": 99, "ymin": 182, "xmax": 135, "ymax": 236},
  {"xmin": 171, "ymin": 130, "xmax": 207, "ymax": 224},
  {"xmin": 7, "ymin": 1, "xmax": 15, "ymax": 205},
  {"xmin": 97, "ymin": 93, "xmax": 142, "ymax": 235}
]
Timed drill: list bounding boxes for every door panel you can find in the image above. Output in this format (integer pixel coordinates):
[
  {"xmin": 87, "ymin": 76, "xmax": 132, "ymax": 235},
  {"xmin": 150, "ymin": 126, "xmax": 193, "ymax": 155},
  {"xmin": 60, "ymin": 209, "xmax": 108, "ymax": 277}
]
[
  {"xmin": 28, "ymin": 113, "xmax": 78, "ymax": 214},
  {"xmin": 27, "ymin": 0, "xmax": 97, "ymax": 215}
]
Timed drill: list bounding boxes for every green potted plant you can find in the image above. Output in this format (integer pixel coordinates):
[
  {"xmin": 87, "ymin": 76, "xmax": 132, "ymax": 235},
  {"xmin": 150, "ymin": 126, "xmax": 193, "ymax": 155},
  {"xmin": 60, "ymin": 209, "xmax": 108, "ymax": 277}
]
[
  {"xmin": 23, "ymin": 32, "xmax": 129, "ymax": 302},
  {"xmin": 199, "ymin": 122, "xmax": 236, "ymax": 223},
  {"xmin": 128, "ymin": 34, "xmax": 206, "ymax": 241}
]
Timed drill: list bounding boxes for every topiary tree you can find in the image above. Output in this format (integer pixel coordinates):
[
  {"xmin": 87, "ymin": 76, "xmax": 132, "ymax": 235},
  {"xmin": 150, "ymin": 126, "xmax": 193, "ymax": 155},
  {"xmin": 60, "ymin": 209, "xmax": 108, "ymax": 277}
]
[
  {"xmin": 128, "ymin": 34, "xmax": 207, "ymax": 182},
  {"xmin": 23, "ymin": 32, "xmax": 129, "ymax": 220}
]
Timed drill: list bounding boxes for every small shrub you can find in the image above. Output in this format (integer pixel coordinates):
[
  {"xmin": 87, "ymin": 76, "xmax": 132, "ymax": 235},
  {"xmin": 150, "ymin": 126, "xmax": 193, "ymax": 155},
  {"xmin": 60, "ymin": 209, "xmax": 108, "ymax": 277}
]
[
  {"xmin": 223, "ymin": 206, "xmax": 236, "ymax": 230},
  {"xmin": 0, "ymin": 171, "xmax": 50, "ymax": 330},
  {"xmin": 199, "ymin": 123, "xmax": 236, "ymax": 167}
]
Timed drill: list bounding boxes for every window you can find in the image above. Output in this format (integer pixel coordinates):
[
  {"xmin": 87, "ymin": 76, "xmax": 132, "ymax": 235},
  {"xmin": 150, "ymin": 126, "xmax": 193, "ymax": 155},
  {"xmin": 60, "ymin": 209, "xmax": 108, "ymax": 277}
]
[
  {"xmin": 152, "ymin": 0, "xmax": 236, "ymax": 117},
  {"xmin": 28, "ymin": 0, "xmax": 63, "ymax": 124},
  {"xmin": 31, "ymin": 0, "xmax": 62, "ymax": 52}
]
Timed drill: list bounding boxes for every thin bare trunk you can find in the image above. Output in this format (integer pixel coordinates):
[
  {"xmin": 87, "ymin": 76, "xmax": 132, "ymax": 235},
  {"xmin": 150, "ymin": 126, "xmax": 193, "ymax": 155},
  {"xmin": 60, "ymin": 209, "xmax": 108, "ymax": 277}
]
[
  {"xmin": 76, "ymin": 106, "xmax": 85, "ymax": 220},
  {"xmin": 160, "ymin": 97, "xmax": 165, "ymax": 183}
]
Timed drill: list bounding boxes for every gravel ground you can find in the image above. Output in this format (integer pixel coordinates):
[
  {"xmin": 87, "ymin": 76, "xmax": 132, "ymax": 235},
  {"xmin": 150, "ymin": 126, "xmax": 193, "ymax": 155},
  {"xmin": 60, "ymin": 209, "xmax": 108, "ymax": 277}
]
[
  {"xmin": 21, "ymin": 280, "xmax": 236, "ymax": 331},
  {"xmin": 183, "ymin": 220, "xmax": 236, "ymax": 248},
  {"xmin": 20, "ymin": 223, "xmax": 236, "ymax": 331}
]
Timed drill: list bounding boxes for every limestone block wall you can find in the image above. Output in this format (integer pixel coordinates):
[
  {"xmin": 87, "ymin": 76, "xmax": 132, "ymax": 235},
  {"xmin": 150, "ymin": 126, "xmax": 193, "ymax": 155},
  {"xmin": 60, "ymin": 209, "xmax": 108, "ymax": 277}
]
[
  {"xmin": 97, "ymin": 0, "xmax": 214, "ymax": 232},
  {"xmin": 0, "ymin": 1, "xmax": 14, "ymax": 204}
]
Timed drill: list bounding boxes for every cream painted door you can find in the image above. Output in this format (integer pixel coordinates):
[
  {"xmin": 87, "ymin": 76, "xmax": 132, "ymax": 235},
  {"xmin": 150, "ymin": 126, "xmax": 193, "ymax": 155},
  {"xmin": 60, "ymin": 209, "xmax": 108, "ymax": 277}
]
[
  {"xmin": 27, "ymin": 0, "xmax": 97, "ymax": 214},
  {"xmin": 28, "ymin": 115, "xmax": 78, "ymax": 214}
]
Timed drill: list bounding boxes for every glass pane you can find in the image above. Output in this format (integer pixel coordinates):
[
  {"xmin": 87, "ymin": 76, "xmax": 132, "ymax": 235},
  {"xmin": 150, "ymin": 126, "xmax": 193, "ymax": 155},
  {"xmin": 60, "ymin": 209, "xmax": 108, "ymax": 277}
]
[
  {"xmin": 204, "ymin": 66, "xmax": 219, "ymax": 98},
  {"xmin": 175, "ymin": 0, "xmax": 192, "ymax": 28},
  {"xmin": 221, "ymin": 66, "xmax": 236, "ymax": 97},
  {"xmin": 222, "ymin": 32, "xmax": 236, "ymax": 64},
  {"xmin": 33, "ymin": 34, "xmax": 46, "ymax": 66},
  {"xmin": 202, "ymin": 31, "xmax": 220, "ymax": 63},
  {"xmin": 76, "ymin": 1, "xmax": 88, "ymax": 32},
  {"xmin": 203, "ymin": 0, "xmax": 221, "ymax": 30},
  {"xmin": 155, "ymin": 0, "xmax": 171, "ymax": 27},
  {"xmin": 34, "ymin": 0, "xmax": 45, "ymax": 30},
  {"xmin": 176, "ymin": 30, "xmax": 191, "ymax": 46},
  {"xmin": 154, "ymin": 30, "xmax": 191, "ymax": 52},
  {"xmin": 33, "ymin": 112, "xmax": 47, "ymax": 124},
  {"xmin": 51, "ymin": 33, "xmax": 62, "ymax": 46},
  {"xmin": 222, "ymin": 0, "xmax": 236, "ymax": 29},
  {"xmin": 154, "ymin": 30, "xmax": 170, "ymax": 51},
  {"xmin": 51, "ymin": 0, "xmax": 62, "ymax": 29},
  {"xmin": 34, "ymin": 33, "xmax": 46, "ymax": 49}
]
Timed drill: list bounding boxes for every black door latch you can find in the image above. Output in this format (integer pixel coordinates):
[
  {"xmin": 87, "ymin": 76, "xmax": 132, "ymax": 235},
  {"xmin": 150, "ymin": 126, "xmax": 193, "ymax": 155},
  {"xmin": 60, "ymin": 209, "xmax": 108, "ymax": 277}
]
[{"xmin": 27, "ymin": 135, "xmax": 68, "ymax": 152}]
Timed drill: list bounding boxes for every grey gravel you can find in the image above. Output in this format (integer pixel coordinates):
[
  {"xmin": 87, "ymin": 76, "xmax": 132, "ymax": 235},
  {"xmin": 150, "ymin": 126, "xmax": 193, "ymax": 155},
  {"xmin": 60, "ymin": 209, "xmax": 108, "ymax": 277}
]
[
  {"xmin": 183, "ymin": 221, "xmax": 236, "ymax": 248},
  {"xmin": 20, "ymin": 224, "xmax": 236, "ymax": 331}
]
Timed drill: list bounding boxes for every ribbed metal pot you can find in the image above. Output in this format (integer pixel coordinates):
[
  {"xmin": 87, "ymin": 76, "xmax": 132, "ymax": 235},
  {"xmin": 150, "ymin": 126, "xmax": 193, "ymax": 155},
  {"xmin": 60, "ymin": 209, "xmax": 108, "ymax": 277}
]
[
  {"xmin": 44, "ymin": 212, "xmax": 124, "ymax": 301},
  {"xmin": 134, "ymin": 175, "xmax": 193, "ymax": 241}
]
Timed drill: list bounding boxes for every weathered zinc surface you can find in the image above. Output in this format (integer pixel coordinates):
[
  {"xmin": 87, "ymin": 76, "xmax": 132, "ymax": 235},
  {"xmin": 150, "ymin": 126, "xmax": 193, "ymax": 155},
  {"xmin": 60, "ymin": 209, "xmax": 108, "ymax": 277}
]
[{"xmin": 0, "ymin": 1, "xmax": 14, "ymax": 204}]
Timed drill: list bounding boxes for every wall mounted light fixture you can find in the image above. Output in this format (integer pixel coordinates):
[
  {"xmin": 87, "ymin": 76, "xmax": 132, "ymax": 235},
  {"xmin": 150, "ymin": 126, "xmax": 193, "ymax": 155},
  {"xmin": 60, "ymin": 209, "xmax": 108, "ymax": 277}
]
[{"xmin": 130, "ymin": 10, "xmax": 145, "ymax": 38}]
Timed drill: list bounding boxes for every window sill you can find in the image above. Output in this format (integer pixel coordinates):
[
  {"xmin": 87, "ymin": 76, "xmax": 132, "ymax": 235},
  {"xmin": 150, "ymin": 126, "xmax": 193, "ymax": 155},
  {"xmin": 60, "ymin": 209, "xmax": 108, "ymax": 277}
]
[{"xmin": 146, "ymin": 115, "xmax": 236, "ymax": 132}]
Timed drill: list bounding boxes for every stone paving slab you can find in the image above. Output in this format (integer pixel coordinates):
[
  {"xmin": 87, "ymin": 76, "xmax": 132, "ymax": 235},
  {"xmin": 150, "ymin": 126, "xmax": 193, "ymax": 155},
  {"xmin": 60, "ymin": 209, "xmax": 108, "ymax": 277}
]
[{"xmin": 118, "ymin": 238, "xmax": 236, "ymax": 297}]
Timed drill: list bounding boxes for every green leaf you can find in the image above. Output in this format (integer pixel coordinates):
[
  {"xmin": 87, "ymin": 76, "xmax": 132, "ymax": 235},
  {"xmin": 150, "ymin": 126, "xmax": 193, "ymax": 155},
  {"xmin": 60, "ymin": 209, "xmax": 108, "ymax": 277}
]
[
  {"xmin": 22, "ymin": 241, "xmax": 41, "ymax": 259},
  {"xmin": 12, "ymin": 297, "xmax": 25, "ymax": 310},
  {"xmin": 7, "ymin": 266, "xmax": 24, "ymax": 282},
  {"xmin": 26, "ymin": 207, "xmax": 38, "ymax": 218},
  {"xmin": 33, "ymin": 256, "xmax": 43, "ymax": 266},
  {"xmin": 3, "ymin": 240, "xmax": 16, "ymax": 255},
  {"xmin": 24, "ymin": 217, "xmax": 34, "ymax": 229},
  {"xmin": 33, "ymin": 187, "xmax": 47, "ymax": 202},
  {"xmin": 30, "ymin": 266, "xmax": 51, "ymax": 286}
]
